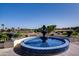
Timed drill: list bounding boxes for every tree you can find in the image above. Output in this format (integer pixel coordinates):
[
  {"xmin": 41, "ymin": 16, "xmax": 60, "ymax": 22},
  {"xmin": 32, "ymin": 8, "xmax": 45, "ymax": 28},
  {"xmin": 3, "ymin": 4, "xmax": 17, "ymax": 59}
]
[
  {"xmin": 11, "ymin": 27, "xmax": 15, "ymax": 32},
  {"xmin": 71, "ymin": 27, "xmax": 79, "ymax": 33},
  {"xmin": 1, "ymin": 24, "xmax": 5, "ymax": 30},
  {"xmin": 66, "ymin": 31, "xmax": 73, "ymax": 37},
  {"xmin": 47, "ymin": 25, "xmax": 56, "ymax": 33},
  {"xmin": 34, "ymin": 29, "xmax": 38, "ymax": 33},
  {"xmin": 34, "ymin": 25, "xmax": 56, "ymax": 33}
]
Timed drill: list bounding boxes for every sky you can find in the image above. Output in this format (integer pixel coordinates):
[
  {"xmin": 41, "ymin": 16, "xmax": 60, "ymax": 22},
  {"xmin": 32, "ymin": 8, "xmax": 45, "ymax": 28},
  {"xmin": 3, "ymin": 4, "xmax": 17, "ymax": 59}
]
[{"xmin": 0, "ymin": 3, "xmax": 79, "ymax": 29}]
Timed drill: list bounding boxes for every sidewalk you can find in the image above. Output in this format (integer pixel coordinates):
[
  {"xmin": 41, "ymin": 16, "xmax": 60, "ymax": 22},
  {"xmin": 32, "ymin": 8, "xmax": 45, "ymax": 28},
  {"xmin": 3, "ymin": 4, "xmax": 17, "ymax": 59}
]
[
  {"xmin": 0, "ymin": 42, "xmax": 79, "ymax": 56},
  {"xmin": 57, "ymin": 42, "xmax": 79, "ymax": 56}
]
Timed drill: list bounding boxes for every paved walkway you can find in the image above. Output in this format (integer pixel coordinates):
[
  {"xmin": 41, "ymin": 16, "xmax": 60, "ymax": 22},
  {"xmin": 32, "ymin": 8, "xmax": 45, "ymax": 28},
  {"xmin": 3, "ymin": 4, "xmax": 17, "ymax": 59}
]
[
  {"xmin": 57, "ymin": 42, "xmax": 79, "ymax": 56},
  {"xmin": 0, "ymin": 42, "xmax": 79, "ymax": 56},
  {"xmin": 0, "ymin": 48, "xmax": 18, "ymax": 56}
]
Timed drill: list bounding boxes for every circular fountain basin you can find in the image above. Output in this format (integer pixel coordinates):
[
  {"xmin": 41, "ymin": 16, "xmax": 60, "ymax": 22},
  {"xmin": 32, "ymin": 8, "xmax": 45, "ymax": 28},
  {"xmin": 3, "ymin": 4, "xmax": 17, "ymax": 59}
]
[{"xmin": 20, "ymin": 36, "xmax": 70, "ymax": 55}]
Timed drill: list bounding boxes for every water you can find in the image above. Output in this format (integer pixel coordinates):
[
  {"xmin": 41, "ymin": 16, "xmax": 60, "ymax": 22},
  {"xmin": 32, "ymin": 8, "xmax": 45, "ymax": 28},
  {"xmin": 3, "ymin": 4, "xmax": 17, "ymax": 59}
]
[{"xmin": 24, "ymin": 37, "xmax": 65, "ymax": 47}]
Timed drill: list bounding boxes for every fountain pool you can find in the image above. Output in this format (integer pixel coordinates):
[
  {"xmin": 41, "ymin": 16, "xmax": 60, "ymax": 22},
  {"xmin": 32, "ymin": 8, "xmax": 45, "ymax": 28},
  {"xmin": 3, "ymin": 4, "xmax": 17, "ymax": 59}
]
[
  {"xmin": 20, "ymin": 36, "xmax": 69, "ymax": 55},
  {"xmin": 14, "ymin": 25, "xmax": 70, "ymax": 55}
]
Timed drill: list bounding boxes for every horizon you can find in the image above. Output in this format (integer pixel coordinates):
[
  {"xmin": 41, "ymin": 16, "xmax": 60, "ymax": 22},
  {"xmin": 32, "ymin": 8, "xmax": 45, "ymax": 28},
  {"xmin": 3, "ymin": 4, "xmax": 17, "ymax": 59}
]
[{"xmin": 0, "ymin": 3, "xmax": 79, "ymax": 29}]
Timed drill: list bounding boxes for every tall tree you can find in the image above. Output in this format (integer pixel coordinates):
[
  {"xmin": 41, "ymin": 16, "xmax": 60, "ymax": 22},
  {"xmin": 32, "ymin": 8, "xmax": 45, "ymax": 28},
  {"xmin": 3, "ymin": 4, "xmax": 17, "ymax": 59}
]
[{"xmin": 1, "ymin": 24, "xmax": 5, "ymax": 30}]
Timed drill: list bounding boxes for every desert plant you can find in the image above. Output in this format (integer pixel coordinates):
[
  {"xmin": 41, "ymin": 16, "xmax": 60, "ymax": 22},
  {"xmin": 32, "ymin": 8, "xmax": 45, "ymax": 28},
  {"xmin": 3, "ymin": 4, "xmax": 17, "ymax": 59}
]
[
  {"xmin": 62, "ymin": 32, "xmax": 67, "ymax": 35},
  {"xmin": 47, "ymin": 25, "xmax": 56, "ymax": 33},
  {"xmin": 72, "ymin": 31, "xmax": 78, "ymax": 36},
  {"xmin": 25, "ymin": 35, "xmax": 28, "ymax": 37},
  {"xmin": 66, "ymin": 31, "xmax": 73, "ymax": 37},
  {"xmin": 13, "ymin": 32, "xmax": 22, "ymax": 38},
  {"xmin": 0, "ymin": 33, "xmax": 8, "ymax": 42},
  {"xmin": 6, "ymin": 32, "xmax": 14, "ymax": 40},
  {"xmin": 50, "ymin": 34, "xmax": 54, "ymax": 36}
]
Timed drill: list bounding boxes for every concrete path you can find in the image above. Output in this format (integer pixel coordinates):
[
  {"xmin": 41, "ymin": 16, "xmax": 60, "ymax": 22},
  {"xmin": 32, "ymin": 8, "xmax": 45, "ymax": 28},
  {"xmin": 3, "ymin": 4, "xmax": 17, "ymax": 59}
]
[
  {"xmin": 57, "ymin": 42, "xmax": 79, "ymax": 56},
  {"xmin": 0, "ymin": 48, "xmax": 18, "ymax": 56},
  {"xmin": 0, "ymin": 42, "xmax": 79, "ymax": 56}
]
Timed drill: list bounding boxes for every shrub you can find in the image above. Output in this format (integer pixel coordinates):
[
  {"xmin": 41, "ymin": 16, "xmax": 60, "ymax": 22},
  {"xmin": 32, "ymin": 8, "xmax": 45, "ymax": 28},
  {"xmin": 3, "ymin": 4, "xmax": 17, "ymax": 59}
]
[
  {"xmin": 66, "ymin": 31, "xmax": 73, "ymax": 37},
  {"xmin": 25, "ymin": 35, "xmax": 28, "ymax": 37},
  {"xmin": 62, "ymin": 32, "xmax": 67, "ymax": 35},
  {"xmin": 50, "ymin": 34, "xmax": 54, "ymax": 36},
  {"xmin": 7, "ymin": 33, "xmax": 14, "ymax": 39},
  {"xmin": 72, "ymin": 31, "xmax": 78, "ymax": 36},
  {"xmin": 13, "ymin": 32, "xmax": 22, "ymax": 38},
  {"xmin": 0, "ymin": 33, "xmax": 8, "ymax": 42}
]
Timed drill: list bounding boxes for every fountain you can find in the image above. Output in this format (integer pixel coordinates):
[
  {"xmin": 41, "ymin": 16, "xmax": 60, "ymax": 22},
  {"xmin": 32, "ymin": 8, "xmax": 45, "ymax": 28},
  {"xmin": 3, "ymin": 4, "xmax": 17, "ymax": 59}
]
[
  {"xmin": 40, "ymin": 25, "xmax": 47, "ymax": 43},
  {"xmin": 14, "ymin": 25, "xmax": 70, "ymax": 55}
]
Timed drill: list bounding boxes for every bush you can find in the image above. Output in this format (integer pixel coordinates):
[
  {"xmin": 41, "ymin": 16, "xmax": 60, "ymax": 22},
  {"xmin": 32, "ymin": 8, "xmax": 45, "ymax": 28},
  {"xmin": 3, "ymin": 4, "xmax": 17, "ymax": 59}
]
[
  {"xmin": 50, "ymin": 34, "xmax": 54, "ymax": 36},
  {"xmin": 72, "ymin": 31, "xmax": 78, "ymax": 36},
  {"xmin": 13, "ymin": 32, "xmax": 22, "ymax": 38},
  {"xmin": 25, "ymin": 35, "xmax": 28, "ymax": 37},
  {"xmin": 62, "ymin": 32, "xmax": 67, "ymax": 35},
  {"xmin": 14, "ymin": 33, "xmax": 19, "ymax": 38},
  {"xmin": 0, "ymin": 33, "xmax": 8, "ymax": 42}
]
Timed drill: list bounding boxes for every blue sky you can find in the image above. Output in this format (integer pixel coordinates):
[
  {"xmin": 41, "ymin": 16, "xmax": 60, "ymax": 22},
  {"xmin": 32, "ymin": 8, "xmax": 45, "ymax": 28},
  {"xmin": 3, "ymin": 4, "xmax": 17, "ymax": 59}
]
[{"xmin": 0, "ymin": 3, "xmax": 79, "ymax": 29}]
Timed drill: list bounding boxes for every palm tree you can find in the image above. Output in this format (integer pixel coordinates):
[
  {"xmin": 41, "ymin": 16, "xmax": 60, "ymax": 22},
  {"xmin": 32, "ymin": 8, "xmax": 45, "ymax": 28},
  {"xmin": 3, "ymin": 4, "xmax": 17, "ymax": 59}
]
[
  {"xmin": 1, "ymin": 24, "xmax": 5, "ymax": 30},
  {"xmin": 47, "ymin": 25, "xmax": 56, "ymax": 33},
  {"xmin": 11, "ymin": 27, "xmax": 15, "ymax": 32},
  {"xmin": 17, "ymin": 27, "xmax": 20, "ymax": 30}
]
